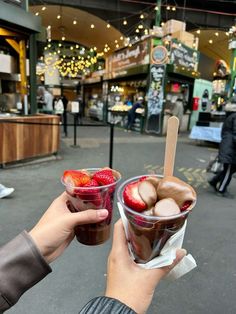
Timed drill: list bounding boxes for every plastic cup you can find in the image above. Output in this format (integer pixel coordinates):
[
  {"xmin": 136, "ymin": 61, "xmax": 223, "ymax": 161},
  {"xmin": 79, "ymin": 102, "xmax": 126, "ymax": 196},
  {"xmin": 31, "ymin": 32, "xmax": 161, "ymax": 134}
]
[
  {"xmin": 117, "ymin": 174, "xmax": 196, "ymax": 263},
  {"xmin": 61, "ymin": 168, "xmax": 121, "ymax": 246}
]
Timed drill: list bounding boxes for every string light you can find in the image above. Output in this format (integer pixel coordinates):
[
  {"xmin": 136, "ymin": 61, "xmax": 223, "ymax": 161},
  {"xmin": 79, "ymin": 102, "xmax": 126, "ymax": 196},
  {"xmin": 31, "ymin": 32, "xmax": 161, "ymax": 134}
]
[
  {"xmin": 116, "ymin": 44, "xmax": 119, "ymax": 49},
  {"xmin": 167, "ymin": 6, "xmax": 171, "ymax": 10},
  {"xmin": 226, "ymin": 32, "xmax": 229, "ymax": 36},
  {"xmin": 35, "ymin": 12, "xmax": 39, "ymax": 16},
  {"xmin": 76, "ymin": 44, "xmax": 79, "ymax": 48},
  {"xmin": 196, "ymin": 29, "xmax": 201, "ymax": 34},
  {"xmin": 107, "ymin": 23, "xmax": 111, "ymax": 28},
  {"xmin": 120, "ymin": 36, "xmax": 124, "ymax": 40},
  {"xmin": 42, "ymin": 6, "xmax": 46, "ymax": 11},
  {"xmin": 172, "ymin": 6, "xmax": 176, "ymax": 11},
  {"xmin": 136, "ymin": 29, "xmax": 140, "ymax": 33},
  {"xmin": 58, "ymin": 43, "xmax": 62, "ymax": 47},
  {"xmin": 138, "ymin": 24, "xmax": 144, "ymax": 29},
  {"xmin": 123, "ymin": 20, "xmax": 127, "ymax": 25},
  {"xmin": 73, "ymin": 20, "xmax": 77, "ymax": 25},
  {"xmin": 57, "ymin": 14, "xmax": 61, "ymax": 19},
  {"xmin": 140, "ymin": 14, "xmax": 144, "ymax": 19},
  {"xmin": 62, "ymin": 36, "xmax": 65, "ymax": 41},
  {"xmin": 215, "ymin": 32, "xmax": 219, "ymax": 36},
  {"xmin": 209, "ymin": 39, "xmax": 213, "ymax": 44},
  {"xmin": 91, "ymin": 24, "xmax": 95, "ymax": 29},
  {"xmin": 154, "ymin": 6, "xmax": 159, "ymax": 11}
]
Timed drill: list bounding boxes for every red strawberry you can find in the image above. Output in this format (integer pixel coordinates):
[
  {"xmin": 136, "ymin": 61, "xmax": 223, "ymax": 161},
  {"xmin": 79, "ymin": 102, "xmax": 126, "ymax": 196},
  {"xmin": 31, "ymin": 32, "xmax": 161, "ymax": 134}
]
[
  {"xmin": 180, "ymin": 200, "xmax": 192, "ymax": 212},
  {"xmin": 63, "ymin": 170, "xmax": 91, "ymax": 187},
  {"xmin": 78, "ymin": 179, "xmax": 102, "ymax": 207},
  {"xmin": 93, "ymin": 169, "xmax": 115, "ymax": 186},
  {"xmin": 123, "ymin": 181, "xmax": 147, "ymax": 212}
]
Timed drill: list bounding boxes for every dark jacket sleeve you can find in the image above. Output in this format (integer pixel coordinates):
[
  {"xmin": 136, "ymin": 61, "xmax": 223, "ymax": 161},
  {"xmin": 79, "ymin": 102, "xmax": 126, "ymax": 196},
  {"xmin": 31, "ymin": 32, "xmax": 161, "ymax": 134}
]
[
  {"xmin": 79, "ymin": 296, "xmax": 136, "ymax": 314},
  {"xmin": 0, "ymin": 231, "xmax": 51, "ymax": 312}
]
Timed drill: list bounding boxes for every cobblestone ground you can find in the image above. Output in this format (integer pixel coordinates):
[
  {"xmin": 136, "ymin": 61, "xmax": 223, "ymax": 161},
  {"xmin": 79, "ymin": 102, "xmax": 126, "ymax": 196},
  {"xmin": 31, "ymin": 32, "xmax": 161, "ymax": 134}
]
[{"xmin": 1, "ymin": 124, "xmax": 236, "ymax": 314}]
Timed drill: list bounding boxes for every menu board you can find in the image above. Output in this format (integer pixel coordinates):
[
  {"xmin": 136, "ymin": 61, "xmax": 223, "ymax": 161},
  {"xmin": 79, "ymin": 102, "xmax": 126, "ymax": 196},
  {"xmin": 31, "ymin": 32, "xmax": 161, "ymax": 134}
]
[
  {"xmin": 145, "ymin": 64, "xmax": 166, "ymax": 134},
  {"xmin": 170, "ymin": 40, "xmax": 199, "ymax": 71}
]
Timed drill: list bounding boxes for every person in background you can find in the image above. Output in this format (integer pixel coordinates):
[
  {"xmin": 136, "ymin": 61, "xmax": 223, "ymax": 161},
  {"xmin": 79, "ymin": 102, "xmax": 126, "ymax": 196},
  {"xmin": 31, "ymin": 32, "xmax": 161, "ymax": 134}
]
[
  {"xmin": 38, "ymin": 87, "xmax": 53, "ymax": 113},
  {"xmin": 0, "ymin": 183, "xmax": 14, "ymax": 199},
  {"xmin": 125, "ymin": 96, "xmax": 144, "ymax": 132},
  {"xmin": 169, "ymin": 96, "xmax": 184, "ymax": 130},
  {"xmin": 0, "ymin": 193, "xmax": 186, "ymax": 313},
  {"xmin": 208, "ymin": 96, "xmax": 236, "ymax": 197},
  {"xmin": 61, "ymin": 94, "xmax": 69, "ymax": 136}
]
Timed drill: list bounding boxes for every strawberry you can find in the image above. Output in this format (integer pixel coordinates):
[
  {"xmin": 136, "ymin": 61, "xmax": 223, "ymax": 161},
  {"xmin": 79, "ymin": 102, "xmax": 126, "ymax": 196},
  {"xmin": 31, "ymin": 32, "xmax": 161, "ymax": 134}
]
[
  {"xmin": 180, "ymin": 200, "xmax": 192, "ymax": 212},
  {"xmin": 123, "ymin": 181, "xmax": 147, "ymax": 212},
  {"xmin": 93, "ymin": 168, "xmax": 115, "ymax": 186},
  {"xmin": 63, "ymin": 170, "xmax": 91, "ymax": 187},
  {"xmin": 78, "ymin": 179, "xmax": 102, "ymax": 207}
]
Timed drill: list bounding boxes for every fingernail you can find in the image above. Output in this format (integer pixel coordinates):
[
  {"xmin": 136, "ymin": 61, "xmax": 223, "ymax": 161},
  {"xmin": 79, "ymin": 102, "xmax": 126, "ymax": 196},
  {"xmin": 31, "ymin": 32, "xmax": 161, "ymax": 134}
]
[{"xmin": 97, "ymin": 209, "xmax": 108, "ymax": 219}]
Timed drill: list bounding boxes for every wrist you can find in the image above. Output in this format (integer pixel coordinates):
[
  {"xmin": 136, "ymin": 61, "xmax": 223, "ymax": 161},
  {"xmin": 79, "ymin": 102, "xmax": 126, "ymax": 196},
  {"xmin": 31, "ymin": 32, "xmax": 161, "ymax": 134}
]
[{"xmin": 29, "ymin": 228, "xmax": 51, "ymax": 264}]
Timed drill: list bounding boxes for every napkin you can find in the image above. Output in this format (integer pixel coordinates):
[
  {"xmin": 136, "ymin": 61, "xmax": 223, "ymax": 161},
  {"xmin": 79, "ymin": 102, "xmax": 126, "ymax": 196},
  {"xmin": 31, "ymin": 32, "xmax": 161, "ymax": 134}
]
[{"xmin": 117, "ymin": 202, "xmax": 197, "ymax": 280}]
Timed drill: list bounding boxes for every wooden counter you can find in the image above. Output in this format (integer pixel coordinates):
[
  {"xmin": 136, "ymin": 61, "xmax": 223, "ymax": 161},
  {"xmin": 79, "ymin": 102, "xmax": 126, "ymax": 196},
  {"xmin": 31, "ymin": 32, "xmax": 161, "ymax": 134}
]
[{"xmin": 0, "ymin": 114, "xmax": 60, "ymax": 165}]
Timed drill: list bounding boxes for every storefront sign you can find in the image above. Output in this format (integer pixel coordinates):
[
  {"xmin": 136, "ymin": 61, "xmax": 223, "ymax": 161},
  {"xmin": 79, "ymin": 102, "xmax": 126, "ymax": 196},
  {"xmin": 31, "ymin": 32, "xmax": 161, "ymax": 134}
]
[
  {"xmin": 145, "ymin": 64, "xmax": 166, "ymax": 134},
  {"xmin": 151, "ymin": 46, "xmax": 169, "ymax": 64},
  {"xmin": 107, "ymin": 40, "xmax": 149, "ymax": 73},
  {"xmin": 170, "ymin": 41, "xmax": 199, "ymax": 71}
]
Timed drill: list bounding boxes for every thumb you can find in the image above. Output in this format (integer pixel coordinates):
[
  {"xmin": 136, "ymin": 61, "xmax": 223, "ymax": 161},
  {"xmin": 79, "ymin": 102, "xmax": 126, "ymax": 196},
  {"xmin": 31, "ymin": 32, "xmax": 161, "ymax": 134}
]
[
  {"xmin": 67, "ymin": 209, "xmax": 109, "ymax": 228},
  {"xmin": 159, "ymin": 249, "xmax": 187, "ymax": 278}
]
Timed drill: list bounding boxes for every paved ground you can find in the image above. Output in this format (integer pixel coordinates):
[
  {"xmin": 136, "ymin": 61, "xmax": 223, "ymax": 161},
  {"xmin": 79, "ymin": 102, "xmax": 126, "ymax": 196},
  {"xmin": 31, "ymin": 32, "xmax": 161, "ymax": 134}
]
[{"xmin": 1, "ymin": 122, "xmax": 236, "ymax": 314}]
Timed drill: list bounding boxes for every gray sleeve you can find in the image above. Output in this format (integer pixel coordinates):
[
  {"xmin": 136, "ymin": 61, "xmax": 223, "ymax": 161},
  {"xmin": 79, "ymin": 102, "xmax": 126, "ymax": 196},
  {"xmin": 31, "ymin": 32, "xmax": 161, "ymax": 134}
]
[
  {"xmin": 79, "ymin": 296, "xmax": 136, "ymax": 314},
  {"xmin": 0, "ymin": 231, "xmax": 52, "ymax": 312}
]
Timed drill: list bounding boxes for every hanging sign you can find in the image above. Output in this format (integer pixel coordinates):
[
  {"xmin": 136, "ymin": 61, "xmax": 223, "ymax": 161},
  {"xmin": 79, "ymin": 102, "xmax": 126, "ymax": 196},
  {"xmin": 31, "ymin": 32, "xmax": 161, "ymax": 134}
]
[
  {"xmin": 145, "ymin": 64, "xmax": 166, "ymax": 134},
  {"xmin": 151, "ymin": 45, "xmax": 169, "ymax": 64}
]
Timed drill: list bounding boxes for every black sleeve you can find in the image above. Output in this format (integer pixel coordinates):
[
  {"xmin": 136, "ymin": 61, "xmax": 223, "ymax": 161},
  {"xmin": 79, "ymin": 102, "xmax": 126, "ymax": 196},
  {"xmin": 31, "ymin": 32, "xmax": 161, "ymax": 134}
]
[
  {"xmin": 0, "ymin": 231, "xmax": 52, "ymax": 312},
  {"xmin": 232, "ymin": 115, "xmax": 236, "ymax": 143},
  {"xmin": 79, "ymin": 296, "xmax": 136, "ymax": 314}
]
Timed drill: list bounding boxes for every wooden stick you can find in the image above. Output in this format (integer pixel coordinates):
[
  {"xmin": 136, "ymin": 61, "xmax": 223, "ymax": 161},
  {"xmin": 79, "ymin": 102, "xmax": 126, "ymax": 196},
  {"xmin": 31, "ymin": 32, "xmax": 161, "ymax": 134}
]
[{"xmin": 163, "ymin": 116, "xmax": 179, "ymax": 177}]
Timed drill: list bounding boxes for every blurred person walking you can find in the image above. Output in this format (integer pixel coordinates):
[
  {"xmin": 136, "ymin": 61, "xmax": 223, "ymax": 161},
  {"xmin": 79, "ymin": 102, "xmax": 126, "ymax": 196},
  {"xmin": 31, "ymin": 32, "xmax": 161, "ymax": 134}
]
[{"xmin": 208, "ymin": 97, "xmax": 236, "ymax": 197}]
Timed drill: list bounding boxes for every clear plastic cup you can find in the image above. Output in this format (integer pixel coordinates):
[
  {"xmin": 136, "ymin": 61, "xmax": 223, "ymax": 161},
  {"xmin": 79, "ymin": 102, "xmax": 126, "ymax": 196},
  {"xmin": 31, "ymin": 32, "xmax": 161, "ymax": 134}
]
[
  {"xmin": 61, "ymin": 168, "xmax": 121, "ymax": 246},
  {"xmin": 117, "ymin": 174, "xmax": 196, "ymax": 263}
]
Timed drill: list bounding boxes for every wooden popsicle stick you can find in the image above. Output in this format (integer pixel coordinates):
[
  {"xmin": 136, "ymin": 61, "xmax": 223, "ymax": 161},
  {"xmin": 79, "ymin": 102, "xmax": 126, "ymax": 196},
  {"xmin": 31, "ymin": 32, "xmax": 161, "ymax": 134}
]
[{"xmin": 163, "ymin": 116, "xmax": 179, "ymax": 177}]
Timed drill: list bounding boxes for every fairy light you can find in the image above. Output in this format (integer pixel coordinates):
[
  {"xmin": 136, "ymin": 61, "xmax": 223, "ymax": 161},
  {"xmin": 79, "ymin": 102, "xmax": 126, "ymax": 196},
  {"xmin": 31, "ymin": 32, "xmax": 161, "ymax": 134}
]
[
  {"xmin": 196, "ymin": 29, "xmax": 201, "ymax": 34},
  {"xmin": 172, "ymin": 6, "xmax": 176, "ymax": 11},
  {"xmin": 136, "ymin": 28, "xmax": 140, "ymax": 33},
  {"xmin": 73, "ymin": 20, "xmax": 77, "ymax": 25},
  {"xmin": 57, "ymin": 14, "xmax": 61, "ymax": 19},
  {"xmin": 154, "ymin": 6, "xmax": 159, "ymax": 11},
  {"xmin": 138, "ymin": 24, "xmax": 144, "ymax": 29},
  {"xmin": 62, "ymin": 36, "xmax": 65, "ymax": 41},
  {"xmin": 140, "ymin": 14, "xmax": 144, "ymax": 19},
  {"xmin": 42, "ymin": 6, "xmax": 46, "ymax": 11},
  {"xmin": 116, "ymin": 44, "xmax": 119, "ymax": 49},
  {"xmin": 91, "ymin": 24, "xmax": 95, "ymax": 29},
  {"xmin": 120, "ymin": 36, "xmax": 124, "ymax": 40},
  {"xmin": 226, "ymin": 32, "xmax": 229, "ymax": 36},
  {"xmin": 209, "ymin": 39, "xmax": 213, "ymax": 44},
  {"xmin": 58, "ymin": 43, "xmax": 62, "ymax": 47},
  {"xmin": 35, "ymin": 12, "xmax": 39, "ymax": 16},
  {"xmin": 123, "ymin": 20, "xmax": 127, "ymax": 25},
  {"xmin": 167, "ymin": 6, "xmax": 171, "ymax": 10},
  {"xmin": 76, "ymin": 44, "xmax": 79, "ymax": 48},
  {"xmin": 115, "ymin": 39, "xmax": 118, "ymax": 43},
  {"xmin": 215, "ymin": 32, "xmax": 219, "ymax": 36},
  {"xmin": 107, "ymin": 23, "xmax": 111, "ymax": 28}
]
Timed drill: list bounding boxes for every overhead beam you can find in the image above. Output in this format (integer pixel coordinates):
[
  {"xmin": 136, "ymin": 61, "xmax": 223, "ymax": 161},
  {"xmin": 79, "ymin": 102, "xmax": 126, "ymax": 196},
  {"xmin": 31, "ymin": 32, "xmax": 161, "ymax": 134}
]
[
  {"xmin": 5, "ymin": 38, "xmax": 20, "ymax": 54},
  {"xmin": 0, "ymin": 28, "xmax": 19, "ymax": 37}
]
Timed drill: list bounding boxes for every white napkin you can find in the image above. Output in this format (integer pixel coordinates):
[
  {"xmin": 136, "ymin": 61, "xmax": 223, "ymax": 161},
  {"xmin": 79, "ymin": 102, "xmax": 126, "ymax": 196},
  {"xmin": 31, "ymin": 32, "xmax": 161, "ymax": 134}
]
[{"xmin": 117, "ymin": 202, "xmax": 197, "ymax": 280}]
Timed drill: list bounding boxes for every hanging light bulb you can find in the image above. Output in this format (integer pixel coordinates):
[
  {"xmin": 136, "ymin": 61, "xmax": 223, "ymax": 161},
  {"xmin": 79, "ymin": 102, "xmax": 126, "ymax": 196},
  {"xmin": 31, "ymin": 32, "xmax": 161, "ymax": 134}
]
[
  {"xmin": 76, "ymin": 44, "xmax": 79, "ymax": 48},
  {"xmin": 135, "ymin": 36, "xmax": 139, "ymax": 40},
  {"xmin": 94, "ymin": 46, "xmax": 97, "ymax": 51},
  {"xmin": 167, "ymin": 6, "xmax": 171, "ymax": 10},
  {"xmin": 73, "ymin": 20, "xmax": 77, "ymax": 25},
  {"xmin": 138, "ymin": 24, "xmax": 144, "ymax": 29},
  {"xmin": 70, "ymin": 46, "xmax": 74, "ymax": 50},
  {"xmin": 57, "ymin": 14, "xmax": 61, "ymax": 19},
  {"xmin": 35, "ymin": 12, "xmax": 39, "ymax": 16},
  {"xmin": 136, "ymin": 28, "xmax": 140, "ymax": 33},
  {"xmin": 209, "ymin": 39, "xmax": 213, "ymax": 44},
  {"xmin": 42, "ymin": 6, "xmax": 46, "ymax": 11},
  {"xmin": 62, "ymin": 36, "xmax": 65, "ymax": 41},
  {"xmin": 226, "ymin": 32, "xmax": 229, "ymax": 36},
  {"xmin": 91, "ymin": 24, "xmax": 95, "ymax": 29},
  {"xmin": 48, "ymin": 38, "xmax": 51, "ymax": 42},
  {"xmin": 172, "ymin": 6, "xmax": 176, "ymax": 11},
  {"xmin": 196, "ymin": 29, "xmax": 201, "ymax": 34},
  {"xmin": 123, "ymin": 20, "xmax": 127, "ymax": 25},
  {"xmin": 154, "ymin": 6, "xmax": 159, "ymax": 11},
  {"xmin": 116, "ymin": 44, "xmax": 119, "ymax": 49},
  {"xmin": 120, "ymin": 36, "xmax": 124, "ymax": 40},
  {"xmin": 58, "ymin": 43, "xmax": 62, "ymax": 47},
  {"xmin": 215, "ymin": 32, "xmax": 219, "ymax": 36},
  {"xmin": 107, "ymin": 23, "xmax": 111, "ymax": 28},
  {"xmin": 140, "ymin": 14, "xmax": 144, "ymax": 19},
  {"xmin": 115, "ymin": 39, "xmax": 118, "ymax": 43}
]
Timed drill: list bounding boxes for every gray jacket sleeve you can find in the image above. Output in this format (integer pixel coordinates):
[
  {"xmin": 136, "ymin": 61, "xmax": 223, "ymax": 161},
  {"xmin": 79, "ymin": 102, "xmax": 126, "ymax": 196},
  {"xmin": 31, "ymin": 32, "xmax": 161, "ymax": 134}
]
[
  {"xmin": 79, "ymin": 296, "xmax": 136, "ymax": 314},
  {"xmin": 0, "ymin": 231, "xmax": 51, "ymax": 312}
]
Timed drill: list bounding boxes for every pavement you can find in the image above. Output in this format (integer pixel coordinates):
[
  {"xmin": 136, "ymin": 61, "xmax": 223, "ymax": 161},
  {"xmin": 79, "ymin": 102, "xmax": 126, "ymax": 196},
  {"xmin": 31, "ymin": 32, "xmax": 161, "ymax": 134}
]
[{"xmin": 1, "ymin": 121, "xmax": 236, "ymax": 314}]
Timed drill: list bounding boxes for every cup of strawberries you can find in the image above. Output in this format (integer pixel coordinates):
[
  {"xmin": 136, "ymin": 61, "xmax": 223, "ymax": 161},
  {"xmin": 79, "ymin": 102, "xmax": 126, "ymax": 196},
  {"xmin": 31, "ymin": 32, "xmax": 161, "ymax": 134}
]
[{"xmin": 61, "ymin": 167, "xmax": 121, "ymax": 245}]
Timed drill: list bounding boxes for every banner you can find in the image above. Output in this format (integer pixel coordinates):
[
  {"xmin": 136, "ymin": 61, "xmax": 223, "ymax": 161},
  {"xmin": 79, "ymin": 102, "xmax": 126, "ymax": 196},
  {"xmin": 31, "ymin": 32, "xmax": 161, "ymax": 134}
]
[{"xmin": 145, "ymin": 64, "xmax": 166, "ymax": 134}]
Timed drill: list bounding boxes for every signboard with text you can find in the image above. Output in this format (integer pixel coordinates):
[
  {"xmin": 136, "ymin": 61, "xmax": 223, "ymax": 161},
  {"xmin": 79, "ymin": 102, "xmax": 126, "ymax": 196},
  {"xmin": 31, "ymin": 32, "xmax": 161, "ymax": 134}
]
[
  {"xmin": 145, "ymin": 64, "xmax": 166, "ymax": 134},
  {"xmin": 170, "ymin": 40, "xmax": 199, "ymax": 71},
  {"xmin": 107, "ymin": 40, "xmax": 150, "ymax": 74}
]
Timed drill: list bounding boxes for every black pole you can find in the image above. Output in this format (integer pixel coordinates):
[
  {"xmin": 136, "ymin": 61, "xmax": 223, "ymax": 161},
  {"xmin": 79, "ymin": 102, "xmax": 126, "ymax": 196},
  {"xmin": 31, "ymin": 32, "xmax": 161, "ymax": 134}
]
[
  {"xmin": 109, "ymin": 123, "xmax": 114, "ymax": 168},
  {"xmin": 72, "ymin": 113, "xmax": 77, "ymax": 147}
]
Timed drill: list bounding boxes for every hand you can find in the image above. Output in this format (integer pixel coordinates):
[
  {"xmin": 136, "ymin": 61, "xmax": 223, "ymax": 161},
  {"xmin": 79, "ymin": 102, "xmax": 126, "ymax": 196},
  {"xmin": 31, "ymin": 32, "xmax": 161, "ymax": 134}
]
[
  {"xmin": 105, "ymin": 220, "xmax": 186, "ymax": 314},
  {"xmin": 29, "ymin": 192, "xmax": 108, "ymax": 264}
]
